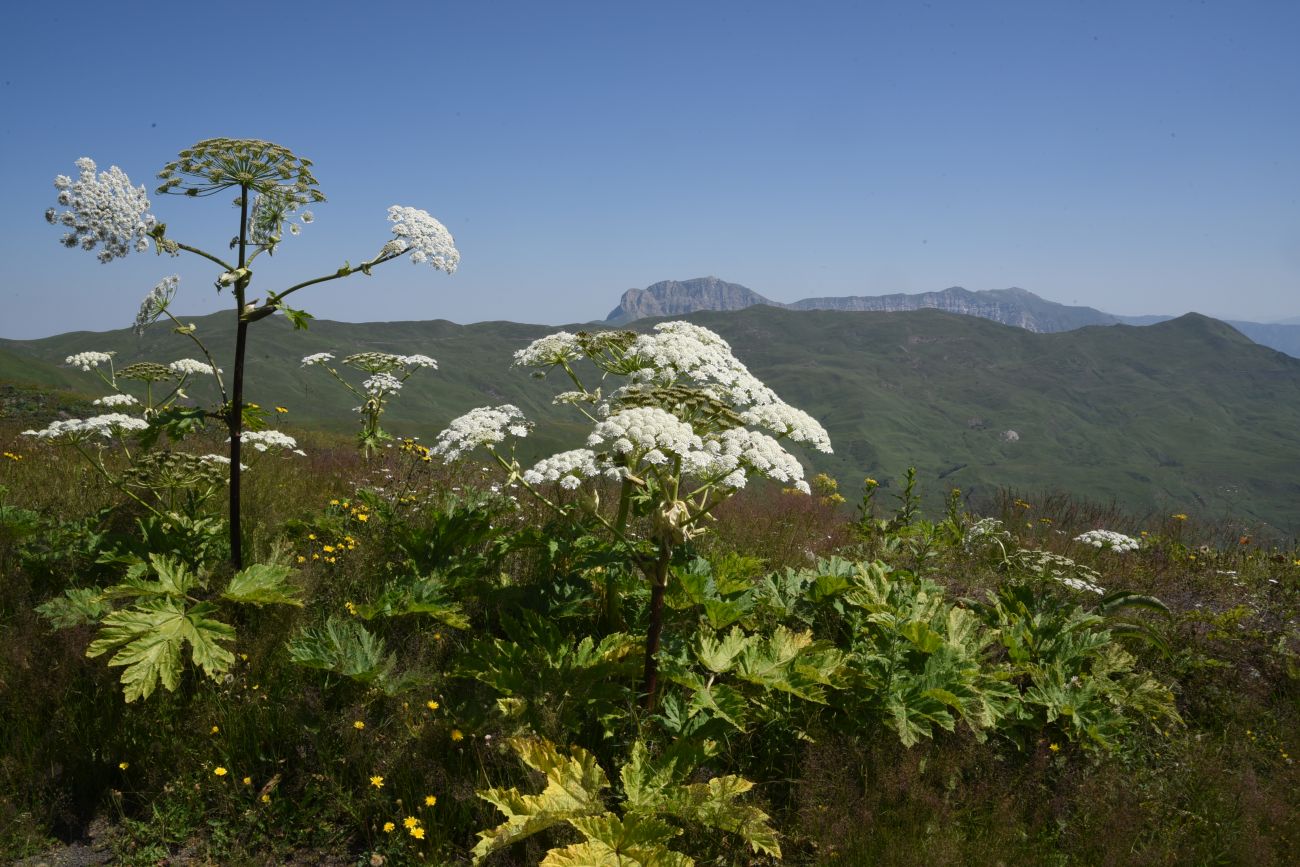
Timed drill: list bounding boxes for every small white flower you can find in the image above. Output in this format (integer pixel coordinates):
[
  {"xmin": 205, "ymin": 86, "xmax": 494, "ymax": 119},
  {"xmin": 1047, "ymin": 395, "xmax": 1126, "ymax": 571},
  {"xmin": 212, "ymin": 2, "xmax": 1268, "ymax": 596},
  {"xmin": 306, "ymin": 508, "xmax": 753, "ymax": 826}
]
[
  {"xmin": 740, "ymin": 402, "xmax": 833, "ymax": 454},
  {"xmin": 386, "ymin": 205, "xmax": 459, "ymax": 272},
  {"xmin": 65, "ymin": 351, "xmax": 116, "ymax": 371},
  {"xmin": 301, "ymin": 352, "xmax": 335, "ymax": 367},
  {"xmin": 22, "ymin": 413, "xmax": 147, "ymax": 443}
]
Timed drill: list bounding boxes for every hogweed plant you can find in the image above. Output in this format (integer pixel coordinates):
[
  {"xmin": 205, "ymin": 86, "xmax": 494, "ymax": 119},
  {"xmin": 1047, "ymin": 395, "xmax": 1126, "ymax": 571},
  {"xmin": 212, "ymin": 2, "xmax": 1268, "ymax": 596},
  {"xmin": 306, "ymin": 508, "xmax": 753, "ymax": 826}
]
[
  {"xmin": 431, "ymin": 321, "xmax": 832, "ymax": 708},
  {"xmin": 44, "ymin": 139, "xmax": 459, "ymax": 567},
  {"xmin": 301, "ymin": 351, "xmax": 438, "ymax": 456}
]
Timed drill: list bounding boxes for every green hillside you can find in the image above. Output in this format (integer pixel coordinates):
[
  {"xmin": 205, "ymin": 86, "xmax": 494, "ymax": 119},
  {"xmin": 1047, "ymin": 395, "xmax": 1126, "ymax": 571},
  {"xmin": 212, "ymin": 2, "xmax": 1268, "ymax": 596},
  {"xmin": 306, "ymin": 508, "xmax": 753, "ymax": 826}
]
[{"xmin": 5, "ymin": 307, "xmax": 1300, "ymax": 531}]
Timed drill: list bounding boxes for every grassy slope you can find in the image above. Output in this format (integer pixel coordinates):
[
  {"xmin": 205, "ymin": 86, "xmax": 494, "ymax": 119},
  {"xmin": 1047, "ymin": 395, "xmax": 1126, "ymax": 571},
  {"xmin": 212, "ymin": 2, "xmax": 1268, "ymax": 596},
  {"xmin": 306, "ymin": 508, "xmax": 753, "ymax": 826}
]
[{"xmin": 4, "ymin": 306, "xmax": 1300, "ymax": 531}]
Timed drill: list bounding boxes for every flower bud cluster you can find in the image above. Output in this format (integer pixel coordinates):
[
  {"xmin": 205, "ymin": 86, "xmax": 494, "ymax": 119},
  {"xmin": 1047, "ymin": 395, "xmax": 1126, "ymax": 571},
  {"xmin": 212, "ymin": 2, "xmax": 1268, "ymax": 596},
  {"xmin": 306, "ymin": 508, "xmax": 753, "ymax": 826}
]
[
  {"xmin": 521, "ymin": 449, "xmax": 602, "ymax": 490},
  {"xmin": 133, "ymin": 276, "xmax": 179, "ymax": 335}
]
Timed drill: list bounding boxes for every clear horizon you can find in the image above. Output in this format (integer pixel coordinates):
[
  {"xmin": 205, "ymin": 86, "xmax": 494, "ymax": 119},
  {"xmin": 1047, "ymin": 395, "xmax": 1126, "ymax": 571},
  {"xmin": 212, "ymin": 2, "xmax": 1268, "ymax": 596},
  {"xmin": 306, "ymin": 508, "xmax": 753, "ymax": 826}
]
[{"xmin": 2, "ymin": 0, "xmax": 1297, "ymax": 339}]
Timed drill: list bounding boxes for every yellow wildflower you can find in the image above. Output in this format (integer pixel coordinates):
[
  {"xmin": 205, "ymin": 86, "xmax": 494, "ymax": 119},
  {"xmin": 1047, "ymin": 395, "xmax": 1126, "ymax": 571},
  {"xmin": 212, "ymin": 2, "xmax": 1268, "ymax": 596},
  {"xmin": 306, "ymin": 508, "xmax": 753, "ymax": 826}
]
[
  {"xmin": 330, "ymin": 499, "xmax": 340, "ymax": 505},
  {"xmin": 118, "ymin": 762, "xmax": 129, "ymax": 770},
  {"xmin": 326, "ymin": 556, "xmax": 337, "ymax": 564},
  {"xmin": 1171, "ymin": 513, "xmax": 1188, "ymax": 521},
  {"xmin": 356, "ymin": 512, "xmax": 370, "ymax": 522},
  {"xmin": 260, "ymin": 794, "xmax": 271, "ymax": 803},
  {"xmin": 370, "ymin": 775, "xmax": 384, "ymax": 788},
  {"xmin": 451, "ymin": 729, "xmax": 464, "ymax": 741},
  {"xmin": 1048, "ymin": 743, "xmax": 1060, "ymax": 753},
  {"xmin": 345, "ymin": 601, "xmax": 358, "ymax": 614},
  {"xmin": 275, "ymin": 406, "xmax": 288, "ymax": 413},
  {"xmin": 308, "ymin": 533, "xmax": 317, "ymax": 541},
  {"xmin": 353, "ymin": 720, "xmax": 365, "ymax": 730},
  {"xmin": 403, "ymin": 816, "xmax": 419, "ymax": 829},
  {"xmin": 243, "ymin": 776, "xmax": 252, "ymax": 785},
  {"xmin": 296, "ymin": 555, "xmax": 306, "ymax": 564},
  {"xmin": 211, "ymin": 725, "xmax": 220, "ymax": 734},
  {"xmin": 426, "ymin": 700, "xmax": 439, "ymax": 711},
  {"xmin": 424, "ymin": 795, "xmax": 437, "ymax": 807},
  {"xmin": 383, "ymin": 822, "xmax": 395, "ymax": 833},
  {"xmin": 323, "ymin": 545, "xmax": 335, "ymax": 553},
  {"xmin": 409, "ymin": 826, "xmax": 425, "ymax": 840},
  {"xmin": 214, "ymin": 767, "xmax": 228, "ymax": 777}
]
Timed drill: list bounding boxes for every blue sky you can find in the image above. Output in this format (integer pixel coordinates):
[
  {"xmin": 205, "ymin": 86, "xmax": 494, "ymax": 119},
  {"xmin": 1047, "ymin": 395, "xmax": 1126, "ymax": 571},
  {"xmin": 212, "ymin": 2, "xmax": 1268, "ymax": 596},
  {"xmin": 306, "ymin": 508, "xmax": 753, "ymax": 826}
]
[{"xmin": 2, "ymin": 0, "xmax": 1297, "ymax": 338}]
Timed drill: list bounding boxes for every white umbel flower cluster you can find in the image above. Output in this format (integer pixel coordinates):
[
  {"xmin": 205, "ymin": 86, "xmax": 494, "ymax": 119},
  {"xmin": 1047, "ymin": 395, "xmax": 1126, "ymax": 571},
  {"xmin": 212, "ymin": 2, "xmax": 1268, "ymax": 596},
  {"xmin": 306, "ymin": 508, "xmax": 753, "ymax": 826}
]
[
  {"xmin": 513, "ymin": 331, "xmax": 583, "ymax": 367},
  {"xmin": 432, "ymin": 405, "xmax": 530, "ymax": 460},
  {"xmin": 400, "ymin": 354, "xmax": 438, "ymax": 369},
  {"xmin": 92, "ymin": 393, "xmax": 139, "ymax": 407},
  {"xmin": 363, "ymin": 373, "xmax": 403, "ymax": 397},
  {"xmin": 739, "ymin": 402, "xmax": 833, "ymax": 453},
  {"xmin": 586, "ymin": 407, "xmax": 704, "ymax": 462},
  {"xmin": 200, "ymin": 454, "xmax": 249, "ymax": 471},
  {"xmin": 522, "ymin": 449, "xmax": 601, "ymax": 490},
  {"xmin": 301, "ymin": 352, "xmax": 335, "ymax": 367},
  {"xmin": 703, "ymin": 428, "xmax": 812, "ymax": 493},
  {"xmin": 168, "ymin": 358, "xmax": 221, "ymax": 377},
  {"xmin": 22, "ymin": 413, "xmax": 148, "ymax": 442},
  {"xmin": 66, "ymin": 351, "xmax": 116, "ymax": 371},
  {"xmin": 385, "ymin": 206, "xmax": 460, "ymax": 272},
  {"xmin": 46, "ymin": 158, "xmax": 155, "ymax": 262},
  {"xmin": 1075, "ymin": 529, "xmax": 1141, "ymax": 553},
  {"xmin": 134, "ymin": 275, "xmax": 179, "ymax": 335},
  {"xmin": 234, "ymin": 429, "xmax": 305, "ymax": 455}
]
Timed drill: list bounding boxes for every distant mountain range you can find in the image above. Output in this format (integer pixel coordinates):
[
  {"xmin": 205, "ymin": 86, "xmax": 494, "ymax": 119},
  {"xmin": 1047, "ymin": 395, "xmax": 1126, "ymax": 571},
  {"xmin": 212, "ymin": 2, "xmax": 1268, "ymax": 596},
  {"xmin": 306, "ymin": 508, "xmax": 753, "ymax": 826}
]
[
  {"xmin": 4, "ymin": 306, "xmax": 1300, "ymax": 531},
  {"xmin": 605, "ymin": 278, "xmax": 1300, "ymax": 358}
]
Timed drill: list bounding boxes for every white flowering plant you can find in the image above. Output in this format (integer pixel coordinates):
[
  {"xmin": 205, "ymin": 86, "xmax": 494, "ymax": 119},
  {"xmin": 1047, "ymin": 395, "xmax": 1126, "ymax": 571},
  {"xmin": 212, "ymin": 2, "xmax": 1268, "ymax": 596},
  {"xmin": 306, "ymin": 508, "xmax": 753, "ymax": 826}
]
[
  {"xmin": 301, "ymin": 351, "xmax": 438, "ymax": 456},
  {"xmin": 44, "ymin": 138, "xmax": 460, "ymax": 567},
  {"xmin": 432, "ymin": 321, "xmax": 832, "ymax": 708}
]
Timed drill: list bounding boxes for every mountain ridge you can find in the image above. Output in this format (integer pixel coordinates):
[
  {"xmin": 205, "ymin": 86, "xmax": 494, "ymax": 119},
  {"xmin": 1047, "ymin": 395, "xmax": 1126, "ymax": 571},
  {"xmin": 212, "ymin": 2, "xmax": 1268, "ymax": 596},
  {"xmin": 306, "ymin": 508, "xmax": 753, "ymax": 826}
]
[{"xmin": 603, "ymin": 277, "xmax": 1300, "ymax": 358}]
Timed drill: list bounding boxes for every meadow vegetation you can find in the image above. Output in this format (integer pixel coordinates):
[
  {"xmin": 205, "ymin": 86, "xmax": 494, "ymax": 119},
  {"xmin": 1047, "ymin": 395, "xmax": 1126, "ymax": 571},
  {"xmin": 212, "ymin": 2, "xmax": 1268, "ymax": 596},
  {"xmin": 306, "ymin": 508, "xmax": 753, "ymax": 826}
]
[
  {"xmin": 2, "ymin": 138, "xmax": 1296, "ymax": 866},
  {"xmin": 1, "ymin": 407, "xmax": 1297, "ymax": 864}
]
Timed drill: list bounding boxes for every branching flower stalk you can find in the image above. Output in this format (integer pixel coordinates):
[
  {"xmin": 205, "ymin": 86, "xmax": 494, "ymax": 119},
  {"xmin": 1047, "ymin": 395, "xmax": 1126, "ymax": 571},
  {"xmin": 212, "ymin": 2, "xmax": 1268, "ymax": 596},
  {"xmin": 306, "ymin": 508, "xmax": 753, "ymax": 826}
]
[
  {"xmin": 301, "ymin": 352, "xmax": 438, "ymax": 457},
  {"xmin": 433, "ymin": 322, "xmax": 832, "ymax": 709},
  {"xmin": 45, "ymin": 139, "xmax": 459, "ymax": 568}
]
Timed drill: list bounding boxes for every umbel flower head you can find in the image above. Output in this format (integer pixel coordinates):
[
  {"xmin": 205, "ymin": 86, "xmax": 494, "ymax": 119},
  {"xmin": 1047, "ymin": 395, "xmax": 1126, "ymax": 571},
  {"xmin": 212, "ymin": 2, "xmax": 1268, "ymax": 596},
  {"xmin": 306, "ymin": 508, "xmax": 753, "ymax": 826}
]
[
  {"xmin": 156, "ymin": 138, "xmax": 325, "ymax": 204},
  {"xmin": 46, "ymin": 158, "xmax": 155, "ymax": 262},
  {"xmin": 133, "ymin": 276, "xmax": 179, "ymax": 335},
  {"xmin": 384, "ymin": 206, "xmax": 459, "ymax": 272}
]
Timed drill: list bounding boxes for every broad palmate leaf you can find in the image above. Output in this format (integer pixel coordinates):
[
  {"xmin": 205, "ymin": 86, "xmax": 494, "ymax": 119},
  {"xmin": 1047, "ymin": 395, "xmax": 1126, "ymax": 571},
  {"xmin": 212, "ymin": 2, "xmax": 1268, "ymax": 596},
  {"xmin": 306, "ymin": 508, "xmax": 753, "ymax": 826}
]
[
  {"xmin": 472, "ymin": 738, "xmax": 610, "ymax": 863},
  {"xmin": 86, "ymin": 598, "xmax": 235, "ymax": 702},
  {"xmin": 542, "ymin": 815, "xmax": 693, "ymax": 867},
  {"xmin": 222, "ymin": 563, "xmax": 303, "ymax": 606}
]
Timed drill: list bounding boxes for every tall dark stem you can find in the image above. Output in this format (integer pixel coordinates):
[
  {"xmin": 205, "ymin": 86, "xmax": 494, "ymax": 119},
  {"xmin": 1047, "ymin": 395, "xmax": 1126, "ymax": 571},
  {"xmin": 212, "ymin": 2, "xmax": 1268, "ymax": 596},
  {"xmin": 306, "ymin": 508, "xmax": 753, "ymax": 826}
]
[
  {"xmin": 641, "ymin": 544, "xmax": 671, "ymax": 711},
  {"xmin": 228, "ymin": 184, "xmax": 250, "ymax": 569}
]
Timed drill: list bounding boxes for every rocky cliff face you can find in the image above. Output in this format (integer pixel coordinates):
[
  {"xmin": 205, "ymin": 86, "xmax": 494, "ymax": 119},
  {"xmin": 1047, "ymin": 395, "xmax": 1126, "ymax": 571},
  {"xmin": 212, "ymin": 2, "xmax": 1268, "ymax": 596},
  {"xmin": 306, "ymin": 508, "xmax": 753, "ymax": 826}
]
[
  {"xmin": 605, "ymin": 277, "xmax": 782, "ymax": 324},
  {"xmin": 605, "ymin": 279, "xmax": 1127, "ymax": 333}
]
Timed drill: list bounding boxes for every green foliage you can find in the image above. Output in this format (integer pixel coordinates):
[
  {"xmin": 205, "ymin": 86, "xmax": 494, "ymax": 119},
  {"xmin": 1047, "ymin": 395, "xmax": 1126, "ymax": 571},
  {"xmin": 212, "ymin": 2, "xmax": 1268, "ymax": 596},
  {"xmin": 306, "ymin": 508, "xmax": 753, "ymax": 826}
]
[
  {"xmin": 286, "ymin": 615, "xmax": 400, "ymax": 690},
  {"xmin": 473, "ymin": 737, "xmax": 779, "ymax": 866},
  {"xmin": 221, "ymin": 562, "xmax": 302, "ymax": 607}
]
